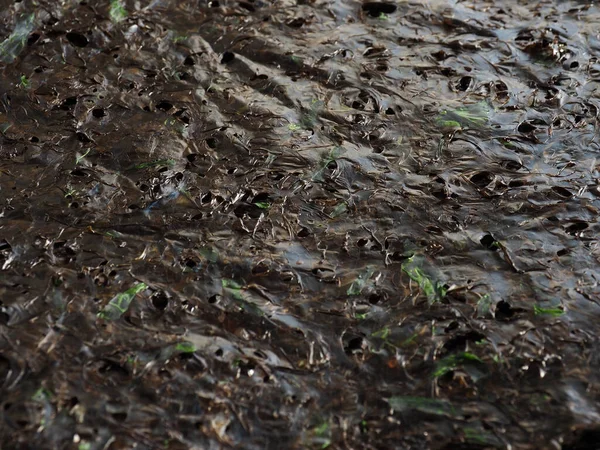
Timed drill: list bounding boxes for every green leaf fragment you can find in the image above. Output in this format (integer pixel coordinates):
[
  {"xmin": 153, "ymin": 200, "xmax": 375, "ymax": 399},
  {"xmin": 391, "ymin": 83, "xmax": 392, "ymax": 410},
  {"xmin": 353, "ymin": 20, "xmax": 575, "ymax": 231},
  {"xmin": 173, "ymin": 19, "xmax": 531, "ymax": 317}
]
[
  {"xmin": 371, "ymin": 327, "xmax": 390, "ymax": 340},
  {"xmin": 75, "ymin": 148, "xmax": 91, "ymax": 165},
  {"xmin": 110, "ymin": 0, "xmax": 128, "ymax": 23},
  {"xmin": 402, "ymin": 258, "xmax": 446, "ymax": 304},
  {"xmin": 19, "ymin": 75, "xmax": 30, "ymax": 89},
  {"xmin": 199, "ymin": 247, "xmax": 219, "ymax": 263},
  {"xmin": 132, "ymin": 159, "xmax": 176, "ymax": 170},
  {"xmin": 254, "ymin": 201, "xmax": 270, "ymax": 209},
  {"xmin": 330, "ymin": 202, "xmax": 347, "ymax": 218},
  {"xmin": 222, "ymin": 278, "xmax": 243, "ymax": 290},
  {"xmin": 175, "ymin": 341, "xmax": 196, "ymax": 353},
  {"xmin": 534, "ymin": 305, "xmax": 564, "ymax": 317},
  {"xmin": 347, "ymin": 267, "xmax": 375, "ymax": 296},
  {"xmin": 433, "ymin": 352, "xmax": 483, "ymax": 378},
  {"xmin": 476, "ymin": 294, "xmax": 492, "ymax": 317},
  {"xmin": 436, "ymin": 101, "xmax": 491, "ymax": 129},
  {"xmin": 98, "ymin": 282, "xmax": 147, "ymax": 320}
]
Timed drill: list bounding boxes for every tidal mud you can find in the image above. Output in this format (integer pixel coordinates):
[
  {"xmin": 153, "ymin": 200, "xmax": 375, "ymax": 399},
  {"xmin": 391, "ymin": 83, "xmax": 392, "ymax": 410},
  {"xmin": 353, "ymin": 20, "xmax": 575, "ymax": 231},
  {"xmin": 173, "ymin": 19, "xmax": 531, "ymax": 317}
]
[{"xmin": 1, "ymin": 0, "xmax": 600, "ymax": 448}]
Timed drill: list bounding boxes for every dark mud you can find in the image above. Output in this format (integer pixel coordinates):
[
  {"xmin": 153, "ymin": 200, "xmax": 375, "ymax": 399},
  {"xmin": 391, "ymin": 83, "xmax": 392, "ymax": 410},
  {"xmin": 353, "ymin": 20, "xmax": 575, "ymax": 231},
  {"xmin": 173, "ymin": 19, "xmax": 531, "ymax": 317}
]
[{"xmin": 1, "ymin": 0, "xmax": 600, "ymax": 448}]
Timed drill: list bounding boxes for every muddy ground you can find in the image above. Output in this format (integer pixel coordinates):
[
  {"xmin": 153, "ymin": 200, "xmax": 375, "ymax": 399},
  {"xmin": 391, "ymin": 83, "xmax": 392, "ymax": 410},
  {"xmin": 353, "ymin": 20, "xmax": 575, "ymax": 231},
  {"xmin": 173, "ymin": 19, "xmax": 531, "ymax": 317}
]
[{"xmin": 1, "ymin": 0, "xmax": 600, "ymax": 448}]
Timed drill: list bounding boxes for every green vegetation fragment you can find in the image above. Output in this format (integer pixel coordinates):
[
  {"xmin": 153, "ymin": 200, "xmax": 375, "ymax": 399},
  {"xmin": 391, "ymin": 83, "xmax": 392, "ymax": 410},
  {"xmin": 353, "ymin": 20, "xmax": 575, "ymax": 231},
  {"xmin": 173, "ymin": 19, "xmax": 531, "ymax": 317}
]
[
  {"xmin": 199, "ymin": 247, "xmax": 219, "ymax": 263},
  {"xmin": 222, "ymin": 278, "xmax": 245, "ymax": 301},
  {"xmin": 75, "ymin": 149, "xmax": 91, "ymax": 165},
  {"xmin": 400, "ymin": 332, "xmax": 418, "ymax": 347},
  {"xmin": 371, "ymin": 326, "xmax": 390, "ymax": 340},
  {"xmin": 433, "ymin": 352, "xmax": 482, "ymax": 378},
  {"xmin": 288, "ymin": 123, "xmax": 301, "ymax": 131},
  {"xmin": 388, "ymin": 396, "xmax": 459, "ymax": 417},
  {"xmin": 436, "ymin": 101, "xmax": 491, "ymax": 130},
  {"xmin": 132, "ymin": 159, "xmax": 176, "ymax": 170},
  {"xmin": 222, "ymin": 278, "xmax": 243, "ymax": 290},
  {"xmin": 32, "ymin": 387, "xmax": 53, "ymax": 402},
  {"xmin": 174, "ymin": 341, "xmax": 196, "ymax": 353},
  {"xmin": 300, "ymin": 99, "xmax": 324, "ymax": 130},
  {"xmin": 0, "ymin": 122, "xmax": 11, "ymax": 134},
  {"xmin": 254, "ymin": 201, "xmax": 270, "ymax": 209},
  {"xmin": 312, "ymin": 147, "xmax": 343, "ymax": 181},
  {"xmin": 476, "ymin": 294, "xmax": 492, "ymax": 317},
  {"xmin": 463, "ymin": 427, "xmax": 504, "ymax": 447},
  {"xmin": 78, "ymin": 443, "xmax": 91, "ymax": 450},
  {"xmin": 402, "ymin": 256, "xmax": 446, "ymax": 304},
  {"xmin": 0, "ymin": 14, "xmax": 35, "ymax": 63},
  {"xmin": 347, "ymin": 267, "xmax": 375, "ymax": 296},
  {"xmin": 311, "ymin": 421, "xmax": 331, "ymax": 449},
  {"xmin": 98, "ymin": 282, "xmax": 147, "ymax": 320},
  {"xmin": 109, "ymin": 0, "xmax": 128, "ymax": 23},
  {"xmin": 534, "ymin": 305, "xmax": 564, "ymax": 317},
  {"xmin": 330, "ymin": 202, "xmax": 347, "ymax": 218},
  {"xmin": 379, "ymin": 13, "xmax": 388, "ymax": 20},
  {"xmin": 19, "ymin": 75, "xmax": 29, "ymax": 89}
]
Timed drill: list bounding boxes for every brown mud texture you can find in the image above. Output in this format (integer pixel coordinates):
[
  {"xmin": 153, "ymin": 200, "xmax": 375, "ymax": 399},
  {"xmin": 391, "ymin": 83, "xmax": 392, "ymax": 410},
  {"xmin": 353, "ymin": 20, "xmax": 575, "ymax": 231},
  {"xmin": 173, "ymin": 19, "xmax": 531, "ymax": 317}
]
[{"xmin": 1, "ymin": 0, "xmax": 600, "ymax": 449}]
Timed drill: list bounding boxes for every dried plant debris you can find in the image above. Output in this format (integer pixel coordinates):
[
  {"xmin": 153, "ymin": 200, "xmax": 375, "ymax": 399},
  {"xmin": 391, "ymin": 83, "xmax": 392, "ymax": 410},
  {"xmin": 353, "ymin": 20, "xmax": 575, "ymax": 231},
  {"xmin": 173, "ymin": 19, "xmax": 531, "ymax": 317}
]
[{"xmin": 0, "ymin": 0, "xmax": 599, "ymax": 448}]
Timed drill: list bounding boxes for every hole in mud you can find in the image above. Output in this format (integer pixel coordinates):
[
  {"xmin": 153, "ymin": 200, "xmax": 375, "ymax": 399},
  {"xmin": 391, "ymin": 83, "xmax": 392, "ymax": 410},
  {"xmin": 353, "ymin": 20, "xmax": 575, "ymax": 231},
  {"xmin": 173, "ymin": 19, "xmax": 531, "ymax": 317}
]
[
  {"xmin": 362, "ymin": 2, "xmax": 397, "ymax": 17},
  {"xmin": 357, "ymin": 238, "xmax": 369, "ymax": 247},
  {"xmin": 111, "ymin": 412, "xmax": 127, "ymax": 422},
  {"xmin": 566, "ymin": 222, "xmax": 588, "ymax": 234},
  {"xmin": 71, "ymin": 169, "xmax": 88, "ymax": 177},
  {"xmin": 457, "ymin": 76, "xmax": 472, "ymax": 91},
  {"xmin": 344, "ymin": 336, "xmax": 364, "ymax": 354},
  {"xmin": 221, "ymin": 52, "xmax": 235, "ymax": 64},
  {"xmin": 298, "ymin": 227, "xmax": 310, "ymax": 238},
  {"xmin": 502, "ymin": 160, "xmax": 522, "ymax": 170},
  {"xmin": 552, "ymin": 186, "xmax": 572, "ymax": 198},
  {"xmin": 470, "ymin": 171, "xmax": 494, "ymax": 187},
  {"xmin": 239, "ymin": 2, "xmax": 255, "ymax": 12},
  {"xmin": 287, "ymin": 17, "xmax": 305, "ymax": 28},
  {"xmin": 518, "ymin": 121, "xmax": 536, "ymax": 133},
  {"xmin": 92, "ymin": 108, "xmax": 105, "ymax": 118},
  {"xmin": 150, "ymin": 291, "xmax": 169, "ymax": 311},
  {"xmin": 495, "ymin": 300, "xmax": 515, "ymax": 321},
  {"xmin": 66, "ymin": 32, "xmax": 88, "ymax": 47},
  {"xmin": 27, "ymin": 33, "xmax": 40, "ymax": 46},
  {"xmin": 369, "ymin": 292, "xmax": 383, "ymax": 304},
  {"xmin": 184, "ymin": 56, "xmax": 195, "ymax": 66},
  {"xmin": 442, "ymin": 331, "xmax": 486, "ymax": 353},
  {"xmin": 60, "ymin": 96, "xmax": 78, "ymax": 110},
  {"xmin": 201, "ymin": 192, "xmax": 212, "ymax": 203},
  {"xmin": 156, "ymin": 101, "xmax": 173, "ymax": 112},
  {"xmin": 480, "ymin": 234, "xmax": 497, "ymax": 250},
  {"xmin": 206, "ymin": 138, "xmax": 217, "ymax": 148}
]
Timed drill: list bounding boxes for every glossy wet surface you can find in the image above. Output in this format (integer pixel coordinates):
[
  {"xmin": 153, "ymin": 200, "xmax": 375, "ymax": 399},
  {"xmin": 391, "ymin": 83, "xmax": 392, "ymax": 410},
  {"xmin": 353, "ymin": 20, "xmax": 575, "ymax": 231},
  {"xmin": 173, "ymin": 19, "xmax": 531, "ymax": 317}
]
[{"xmin": 1, "ymin": 0, "xmax": 600, "ymax": 448}]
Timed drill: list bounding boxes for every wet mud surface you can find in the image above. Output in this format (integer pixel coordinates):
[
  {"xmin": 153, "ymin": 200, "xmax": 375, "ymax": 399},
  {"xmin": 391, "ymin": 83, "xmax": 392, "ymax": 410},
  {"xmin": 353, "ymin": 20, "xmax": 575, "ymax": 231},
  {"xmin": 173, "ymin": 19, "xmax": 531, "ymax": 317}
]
[{"xmin": 1, "ymin": 0, "xmax": 600, "ymax": 448}]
